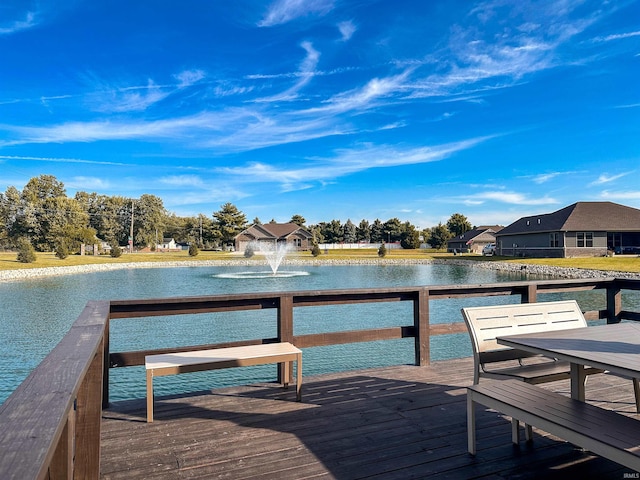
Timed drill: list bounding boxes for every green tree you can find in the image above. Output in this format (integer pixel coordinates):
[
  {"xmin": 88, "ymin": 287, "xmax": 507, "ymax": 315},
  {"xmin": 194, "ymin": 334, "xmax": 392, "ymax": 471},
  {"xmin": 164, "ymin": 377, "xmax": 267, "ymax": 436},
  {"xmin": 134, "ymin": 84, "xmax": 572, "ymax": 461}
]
[
  {"xmin": 134, "ymin": 194, "xmax": 166, "ymax": 248},
  {"xmin": 383, "ymin": 217, "xmax": 403, "ymax": 243},
  {"xmin": 311, "ymin": 243, "xmax": 321, "ymax": 257},
  {"xmin": 55, "ymin": 239, "xmax": 69, "ymax": 259},
  {"xmin": 428, "ymin": 223, "xmax": 452, "ymax": 250},
  {"xmin": 343, "ymin": 219, "xmax": 357, "ymax": 243},
  {"xmin": 356, "ymin": 219, "xmax": 371, "ymax": 243},
  {"xmin": 447, "ymin": 213, "xmax": 472, "ymax": 237},
  {"xmin": 16, "ymin": 238, "xmax": 36, "ymax": 263},
  {"xmin": 212, "ymin": 203, "xmax": 247, "ymax": 246},
  {"xmin": 16, "ymin": 175, "xmax": 68, "ymax": 250},
  {"xmin": 400, "ymin": 222, "xmax": 421, "ymax": 249},
  {"xmin": 321, "ymin": 219, "xmax": 343, "ymax": 244},
  {"xmin": 188, "ymin": 243, "xmax": 199, "ymax": 257},
  {"xmin": 290, "ymin": 214, "xmax": 306, "ymax": 226},
  {"xmin": 370, "ymin": 219, "xmax": 384, "ymax": 243},
  {"xmin": 378, "ymin": 243, "xmax": 387, "ymax": 257},
  {"xmin": 76, "ymin": 193, "xmax": 130, "ymax": 246},
  {"xmin": 308, "ymin": 225, "xmax": 325, "ymax": 245}
]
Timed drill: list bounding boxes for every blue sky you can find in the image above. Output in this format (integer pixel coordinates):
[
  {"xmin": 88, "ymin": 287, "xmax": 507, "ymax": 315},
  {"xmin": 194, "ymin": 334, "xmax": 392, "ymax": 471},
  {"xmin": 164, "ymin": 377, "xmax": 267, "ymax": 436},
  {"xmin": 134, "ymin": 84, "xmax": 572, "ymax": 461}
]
[{"xmin": 1, "ymin": 0, "xmax": 639, "ymax": 229}]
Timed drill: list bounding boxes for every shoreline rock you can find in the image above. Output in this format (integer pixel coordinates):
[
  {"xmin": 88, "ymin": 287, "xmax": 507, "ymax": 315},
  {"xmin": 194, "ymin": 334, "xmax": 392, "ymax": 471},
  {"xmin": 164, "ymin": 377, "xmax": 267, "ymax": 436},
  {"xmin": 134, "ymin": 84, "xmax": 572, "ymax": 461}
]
[{"xmin": 0, "ymin": 257, "xmax": 638, "ymax": 282}]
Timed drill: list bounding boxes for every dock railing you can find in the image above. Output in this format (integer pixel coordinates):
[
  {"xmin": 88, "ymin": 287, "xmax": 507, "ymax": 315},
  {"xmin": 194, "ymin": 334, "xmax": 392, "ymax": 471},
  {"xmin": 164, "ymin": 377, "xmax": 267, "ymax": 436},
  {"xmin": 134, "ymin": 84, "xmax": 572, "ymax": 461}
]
[{"xmin": 1, "ymin": 277, "xmax": 639, "ymax": 479}]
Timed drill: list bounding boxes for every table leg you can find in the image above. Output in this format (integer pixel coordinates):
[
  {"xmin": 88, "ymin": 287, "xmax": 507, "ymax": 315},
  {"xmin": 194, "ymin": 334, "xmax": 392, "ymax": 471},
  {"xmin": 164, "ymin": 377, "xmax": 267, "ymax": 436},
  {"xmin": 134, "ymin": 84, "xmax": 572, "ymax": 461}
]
[
  {"xmin": 570, "ymin": 363, "xmax": 586, "ymax": 401},
  {"xmin": 146, "ymin": 370, "xmax": 154, "ymax": 423}
]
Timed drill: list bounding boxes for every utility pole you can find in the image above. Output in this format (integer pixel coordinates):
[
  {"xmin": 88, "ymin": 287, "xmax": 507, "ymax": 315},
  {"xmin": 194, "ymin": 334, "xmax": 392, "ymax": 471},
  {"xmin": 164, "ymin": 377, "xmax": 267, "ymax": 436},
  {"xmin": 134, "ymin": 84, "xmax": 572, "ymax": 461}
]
[{"xmin": 129, "ymin": 201, "xmax": 134, "ymax": 254}]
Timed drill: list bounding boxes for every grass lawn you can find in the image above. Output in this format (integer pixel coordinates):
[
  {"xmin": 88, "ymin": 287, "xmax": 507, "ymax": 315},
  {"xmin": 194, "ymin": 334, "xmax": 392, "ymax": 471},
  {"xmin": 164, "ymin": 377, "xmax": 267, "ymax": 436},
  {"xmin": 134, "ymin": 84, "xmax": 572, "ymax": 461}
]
[{"xmin": 1, "ymin": 248, "xmax": 639, "ymax": 273}]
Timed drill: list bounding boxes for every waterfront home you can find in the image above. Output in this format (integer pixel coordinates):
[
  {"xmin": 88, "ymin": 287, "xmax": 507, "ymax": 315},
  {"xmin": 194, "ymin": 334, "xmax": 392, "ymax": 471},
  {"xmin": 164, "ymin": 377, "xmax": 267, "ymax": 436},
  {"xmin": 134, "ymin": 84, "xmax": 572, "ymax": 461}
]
[
  {"xmin": 234, "ymin": 222, "xmax": 313, "ymax": 253},
  {"xmin": 496, "ymin": 201, "xmax": 640, "ymax": 258},
  {"xmin": 447, "ymin": 225, "xmax": 502, "ymax": 254}
]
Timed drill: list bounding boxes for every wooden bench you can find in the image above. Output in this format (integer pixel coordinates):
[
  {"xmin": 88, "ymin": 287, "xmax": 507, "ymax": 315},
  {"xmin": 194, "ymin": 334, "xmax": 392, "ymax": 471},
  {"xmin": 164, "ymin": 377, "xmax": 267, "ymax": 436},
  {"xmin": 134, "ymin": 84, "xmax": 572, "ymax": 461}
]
[
  {"xmin": 145, "ymin": 342, "xmax": 302, "ymax": 422},
  {"xmin": 467, "ymin": 379, "xmax": 640, "ymax": 472},
  {"xmin": 461, "ymin": 300, "xmax": 640, "ymax": 411}
]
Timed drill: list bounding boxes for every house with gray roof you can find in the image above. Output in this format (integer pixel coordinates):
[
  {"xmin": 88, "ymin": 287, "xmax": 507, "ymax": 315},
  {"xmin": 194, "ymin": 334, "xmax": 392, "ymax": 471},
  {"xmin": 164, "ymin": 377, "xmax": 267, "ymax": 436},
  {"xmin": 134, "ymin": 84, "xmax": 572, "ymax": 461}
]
[
  {"xmin": 495, "ymin": 201, "xmax": 640, "ymax": 258},
  {"xmin": 447, "ymin": 226, "xmax": 503, "ymax": 254},
  {"xmin": 234, "ymin": 222, "xmax": 313, "ymax": 253}
]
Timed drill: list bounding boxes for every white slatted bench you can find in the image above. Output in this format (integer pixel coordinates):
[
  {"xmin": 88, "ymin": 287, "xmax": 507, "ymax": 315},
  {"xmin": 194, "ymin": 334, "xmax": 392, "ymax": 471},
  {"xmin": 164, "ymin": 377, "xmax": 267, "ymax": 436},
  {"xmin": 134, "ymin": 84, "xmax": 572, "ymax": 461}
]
[
  {"xmin": 145, "ymin": 342, "xmax": 302, "ymax": 422},
  {"xmin": 461, "ymin": 300, "xmax": 603, "ymax": 384},
  {"xmin": 468, "ymin": 380, "xmax": 640, "ymax": 472}
]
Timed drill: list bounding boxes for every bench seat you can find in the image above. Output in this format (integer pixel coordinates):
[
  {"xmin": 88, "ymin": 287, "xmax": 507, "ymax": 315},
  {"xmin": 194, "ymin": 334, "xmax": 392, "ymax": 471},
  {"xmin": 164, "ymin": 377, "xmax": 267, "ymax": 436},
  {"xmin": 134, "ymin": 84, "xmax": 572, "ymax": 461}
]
[
  {"xmin": 145, "ymin": 342, "xmax": 302, "ymax": 422},
  {"xmin": 468, "ymin": 379, "xmax": 640, "ymax": 472}
]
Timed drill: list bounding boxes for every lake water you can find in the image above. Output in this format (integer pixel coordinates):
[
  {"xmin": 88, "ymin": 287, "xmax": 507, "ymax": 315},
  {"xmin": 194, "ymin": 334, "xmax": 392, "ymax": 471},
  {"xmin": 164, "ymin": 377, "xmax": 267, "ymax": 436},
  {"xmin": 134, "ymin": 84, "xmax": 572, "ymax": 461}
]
[{"xmin": 0, "ymin": 263, "xmax": 617, "ymax": 404}]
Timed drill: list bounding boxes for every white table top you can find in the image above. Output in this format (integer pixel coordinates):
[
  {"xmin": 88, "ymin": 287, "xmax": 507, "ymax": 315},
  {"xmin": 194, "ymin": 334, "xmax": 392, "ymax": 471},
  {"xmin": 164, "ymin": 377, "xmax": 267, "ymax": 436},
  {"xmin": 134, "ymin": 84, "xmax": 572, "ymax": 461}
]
[{"xmin": 497, "ymin": 322, "xmax": 640, "ymax": 379}]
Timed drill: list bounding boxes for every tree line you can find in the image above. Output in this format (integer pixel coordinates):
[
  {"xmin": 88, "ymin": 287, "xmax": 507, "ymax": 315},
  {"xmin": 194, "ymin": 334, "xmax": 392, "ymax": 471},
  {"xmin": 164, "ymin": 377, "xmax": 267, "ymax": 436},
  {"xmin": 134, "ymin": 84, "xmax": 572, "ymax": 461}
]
[{"xmin": 0, "ymin": 175, "xmax": 473, "ymax": 254}]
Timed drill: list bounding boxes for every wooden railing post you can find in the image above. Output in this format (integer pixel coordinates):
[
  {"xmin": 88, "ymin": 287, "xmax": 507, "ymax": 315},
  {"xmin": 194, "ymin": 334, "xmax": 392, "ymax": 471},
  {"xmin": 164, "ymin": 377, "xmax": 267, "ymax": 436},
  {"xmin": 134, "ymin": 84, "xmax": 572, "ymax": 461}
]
[
  {"xmin": 49, "ymin": 410, "xmax": 74, "ymax": 479},
  {"xmin": 74, "ymin": 335, "xmax": 104, "ymax": 479},
  {"xmin": 102, "ymin": 317, "xmax": 110, "ymax": 408},
  {"xmin": 607, "ymin": 281, "xmax": 622, "ymax": 324},
  {"xmin": 414, "ymin": 289, "xmax": 430, "ymax": 366},
  {"xmin": 522, "ymin": 284, "xmax": 538, "ymax": 303},
  {"xmin": 277, "ymin": 294, "xmax": 294, "ymax": 383}
]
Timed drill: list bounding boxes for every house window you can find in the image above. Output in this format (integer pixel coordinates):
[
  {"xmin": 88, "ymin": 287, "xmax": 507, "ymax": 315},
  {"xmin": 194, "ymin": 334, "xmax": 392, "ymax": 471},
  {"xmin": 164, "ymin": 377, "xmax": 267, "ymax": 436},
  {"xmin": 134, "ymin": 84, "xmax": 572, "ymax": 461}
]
[
  {"xmin": 577, "ymin": 232, "xmax": 593, "ymax": 248},
  {"xmin": 549, "ymin": 233, "xmax": 559, "ymax": 247},
  {"xmin": 293, "ymin": 238, "xmax": 301, "ymax": 247}
]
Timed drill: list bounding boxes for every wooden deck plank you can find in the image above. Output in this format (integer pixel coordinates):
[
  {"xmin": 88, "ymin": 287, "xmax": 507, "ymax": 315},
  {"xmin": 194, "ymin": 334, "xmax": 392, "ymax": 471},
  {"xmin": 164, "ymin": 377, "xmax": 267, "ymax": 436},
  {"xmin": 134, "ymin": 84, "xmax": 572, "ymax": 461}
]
[{"xmin": 101, "ymin": 357, "xmax": 640, "ymax": 479}]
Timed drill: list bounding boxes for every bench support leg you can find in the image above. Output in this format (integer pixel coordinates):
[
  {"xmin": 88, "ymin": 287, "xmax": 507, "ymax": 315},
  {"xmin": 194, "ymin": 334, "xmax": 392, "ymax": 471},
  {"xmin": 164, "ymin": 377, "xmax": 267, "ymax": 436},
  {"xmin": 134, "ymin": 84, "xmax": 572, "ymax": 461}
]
[
  {"xmin": 296, "ymin": 354, "xmax": 302, "ymax": 401},
  {"xmin": 570, "ymin": 363, "xmax": 587, "ymax": 401},
  {"xmin": 467, "ymin": 393, "xmax": 477, "ymax": 455}
]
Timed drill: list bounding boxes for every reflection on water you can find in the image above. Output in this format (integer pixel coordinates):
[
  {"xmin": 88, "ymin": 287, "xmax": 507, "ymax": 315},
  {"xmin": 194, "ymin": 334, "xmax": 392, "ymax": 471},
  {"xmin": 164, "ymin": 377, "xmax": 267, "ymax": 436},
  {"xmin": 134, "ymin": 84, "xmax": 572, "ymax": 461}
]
[{"xmin": 0, "ymin": 264, "xmax": 633, "ymax": 404}]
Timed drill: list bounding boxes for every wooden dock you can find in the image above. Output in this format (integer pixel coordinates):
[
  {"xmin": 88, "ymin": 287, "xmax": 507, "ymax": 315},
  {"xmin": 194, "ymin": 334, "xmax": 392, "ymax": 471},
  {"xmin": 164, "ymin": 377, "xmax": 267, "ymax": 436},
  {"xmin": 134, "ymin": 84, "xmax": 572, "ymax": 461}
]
[{"xmin": 100, "ymin": 356, "xmax": 639, "ymax": 479}]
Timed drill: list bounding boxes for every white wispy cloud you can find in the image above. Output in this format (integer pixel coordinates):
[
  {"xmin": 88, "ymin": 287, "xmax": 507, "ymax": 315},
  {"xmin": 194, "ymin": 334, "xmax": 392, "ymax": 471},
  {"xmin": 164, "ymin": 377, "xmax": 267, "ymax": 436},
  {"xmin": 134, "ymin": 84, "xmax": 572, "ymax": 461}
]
[
  {"xmin": 159, "ymin": 175, "xmax": 205, "ymax": 188},
  {"xmin": 462, "ymin": 191, "xmax": 558, "ymax": 205},
  {"xmin": 338, "ymin": 20, "xmax": 356, "ymax": 41},
  {"xmin": 67, "ymin": 176, "xmax": 111, "ymax": 190},
  {"xmin": 0, "ymin": 154, "xmax": 129, "ymax": 166},
  {"xmin": 408, "ymin": 0, "xmax": 601, "ymax": 99},
  {"xmin": 174, "ymin": 69, "xmax": 206, "ymax": 88},
  {"xmin": 86, "ymin": 69, "xmax": 206, "ymax": 113},
  {"xmin": 258, "ymin": 0, "xmax": 335, "ymax": 27},
  {"xmin": 589, "ymin": 172, "xmax": 632, "ymax": 186},
  {"xmin": 253, "ymin": 41, "xmax": 320, "ymax": 103},
  {"xmin": 593, "ymin": 30, "xmax": 640, "ymax": 42},
  {"xmin": 601, "ymin": 190, "xmax": 640, "ymax": 200},
  {"xmin": 216, "ymin": 137, "xmax": 489, "ymax": 191},
  {"xmin": 303, "ymin": 69, "xmax": 414, "ymax": 115},
  {"xmin": 0, "ymin": 11, "xmax": 37, "ymax": 35},
  {"xmin": 529, "ymin": 171, "xmax": 579, "ymax": 184}
]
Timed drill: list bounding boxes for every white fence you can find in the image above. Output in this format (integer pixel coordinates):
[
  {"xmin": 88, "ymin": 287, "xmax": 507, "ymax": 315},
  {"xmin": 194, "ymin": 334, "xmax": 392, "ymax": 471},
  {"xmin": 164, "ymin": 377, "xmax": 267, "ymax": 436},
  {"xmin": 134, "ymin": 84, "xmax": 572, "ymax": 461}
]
[{"xmin": 318, "ymin": 242, "xmax": 402, "ymax": 250}]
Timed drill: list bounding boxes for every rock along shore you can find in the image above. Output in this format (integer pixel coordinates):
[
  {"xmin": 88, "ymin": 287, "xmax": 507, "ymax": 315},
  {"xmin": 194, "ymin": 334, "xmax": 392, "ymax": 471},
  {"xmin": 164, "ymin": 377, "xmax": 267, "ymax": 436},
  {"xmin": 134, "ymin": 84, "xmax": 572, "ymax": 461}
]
[{"xmin": 0, "ymin": 257, "xmax": 639, "ymax": 282}]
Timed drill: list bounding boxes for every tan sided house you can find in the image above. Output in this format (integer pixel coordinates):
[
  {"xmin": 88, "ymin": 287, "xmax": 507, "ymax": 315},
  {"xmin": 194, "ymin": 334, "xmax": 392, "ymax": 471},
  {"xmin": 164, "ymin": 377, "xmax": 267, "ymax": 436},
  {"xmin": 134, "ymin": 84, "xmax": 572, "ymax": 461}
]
[
  {"xmin": 447, "ymin": 226, "xmax": 503, "ymax": 254},
  {"xmin": 234, "ymin": 222, "xmax": 313, "ymax": 254},
  {"xmin": 495, "ymin": 201, "xmax": 640, "ymax": 257}
]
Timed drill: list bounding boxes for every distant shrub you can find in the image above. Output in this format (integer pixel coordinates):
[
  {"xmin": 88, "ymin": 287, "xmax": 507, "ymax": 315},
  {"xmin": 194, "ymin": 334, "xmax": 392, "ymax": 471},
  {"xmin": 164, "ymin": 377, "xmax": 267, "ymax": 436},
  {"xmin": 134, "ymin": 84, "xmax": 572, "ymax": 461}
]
[
  {"xmin": 244, "ymin": 244, "xmax": 255, "ymax": 258},
  {"xmin": 311, "ymin": 244, "xmax": 321, "ymax": 257},
  {"xmin": 378, "ymin": 243, "xmax": 387, "ymax": 258},
  {"xmin": 17, "ymin": 239, "xmax": 37, "ymax": 263},
  {"xmin": 188, "ymin": 244, "xmax": 199, "ymax": 257},
  {"xmin": 55, "ymin": 240, "xmax": 69, "ymax": 259},
  {"xmin": 110, "ymin": 245, "xmax": 122, "ymax": 258}
]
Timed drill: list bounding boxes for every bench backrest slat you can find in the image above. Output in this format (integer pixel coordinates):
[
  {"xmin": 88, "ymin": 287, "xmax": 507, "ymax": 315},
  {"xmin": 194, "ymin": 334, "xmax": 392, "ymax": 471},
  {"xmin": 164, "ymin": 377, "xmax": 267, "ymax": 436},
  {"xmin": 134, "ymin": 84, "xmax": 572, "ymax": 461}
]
[{"xmin": 462, "ymin": 300, "xmax": 587, "ymax": 365}]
